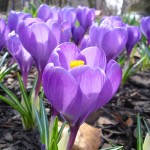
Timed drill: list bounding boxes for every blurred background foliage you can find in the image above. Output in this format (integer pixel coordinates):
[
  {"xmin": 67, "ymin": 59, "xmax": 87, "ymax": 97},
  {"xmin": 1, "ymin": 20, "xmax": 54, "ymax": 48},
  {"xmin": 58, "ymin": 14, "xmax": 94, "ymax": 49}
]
[{"xmin": 0, "ymin": 0, "xmax": 150, "ymax": 16}]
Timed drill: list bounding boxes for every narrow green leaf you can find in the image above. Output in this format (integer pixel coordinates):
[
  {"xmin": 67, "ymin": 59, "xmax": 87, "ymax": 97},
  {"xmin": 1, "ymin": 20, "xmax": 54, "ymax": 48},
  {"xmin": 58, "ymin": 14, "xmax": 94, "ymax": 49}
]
[
  {"xmin": 0, "ymin": 52, "xmax": 8, "ymax": 67},
  {"xmin": 33, "ymin": 106, "xmax": 43, "ymax": 142},
  {"xmin": 57, "ymin": 121, "xmax": 67, "ymax": 143},
  {"xmin": 17, "ymin": 73, "xmax": 32, "ymax": 116},
  {"xmin": 0, "ymin": 83, "xmax": 26, "ymax": 111},
  {"xmin": 137, "ymin": 114, "xmax": 143, "ymax": 150},
  {"xmin": 0, "ymin": 95, "xmax": 27, "ymax": 116},
  {"xmin": 143, "ymin": 133, "xmax": 150, "ymax": 150},
  {"xmin": 143, "ymin": 119, "xmax": 150, "ymax": 133},
  {"xmin": 49, "ymin": 117, "xmax": 58, "ymax": 150},
  {"xmin": 50, "ymin": 140, "xmax": 58, "ymax": 150},
  {"xmin": 40, "ymin": 100, "xmax": 49, "ymax": 149},
  {"xmin": 0, "ymin": 64, "xmax": 17, "ymax": 81}
]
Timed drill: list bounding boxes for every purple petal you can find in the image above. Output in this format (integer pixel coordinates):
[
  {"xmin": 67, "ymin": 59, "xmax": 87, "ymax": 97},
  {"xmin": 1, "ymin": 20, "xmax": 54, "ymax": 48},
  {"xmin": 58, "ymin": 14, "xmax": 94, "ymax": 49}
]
[
  {"xmin": 79, "ymin": 46, "xmax": 106, "ymax": 70},
  {"xmin": 19, "ymin": 21, "xmax": 57, "ymax": 72},
  {"xmin": 70, "ymin": 66, "xmax": 105, "ymax": 124},
  {"xmin": 96, "ymin": 60, "xmax": 122, "ymax": 109},
  {"xmin": 46, "ymin": 19, "xmax": 62, "ymax": 44},
  {"xmin": 102, "ymin": 27, "xmax": 128, "ymax": 61},
  {"xmin": 140, "ymin": 16, "xmax": 150, "ymax": 44},
  {"xmin": 7, "ymin": 11, "xmax": 32, "ymax": 32},
  {"xmin": 126, "ymin": 26, "xmax": 141, "ymax": 55},
  {"xmin": 42, "ymin": 64, "xmax": 81, "ymax": 126},
  {"xmin": 37, "ymin": 4, "xmax": 53, "ymax": 22},
  {"xmin": 49, "ymin": 42, "xmax": 80, "ymax": 70},
  {"xmin": 61, "ymin": 7, "xmax": 77, "ymax": 25}
]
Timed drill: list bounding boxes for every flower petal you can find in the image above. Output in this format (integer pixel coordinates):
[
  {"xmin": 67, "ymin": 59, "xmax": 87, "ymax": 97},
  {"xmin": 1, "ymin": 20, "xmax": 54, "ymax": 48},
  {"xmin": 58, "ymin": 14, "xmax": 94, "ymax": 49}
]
[
  {"xmin": 79, "ymin": 46, "xmax": 106, "ymax": 70},
  {"xmin": 42, "ymin": 63, "xmax": 81, "ymax": 125},
  {"xmin": 70, "ymin": 66, "xmax": 105, "ymax": 124},
  {"xmin": 49, "ymin": 42, "xmax": 80, "ymax": 70},
  {"xmin": 96, "ymin": 60, "xmax": 122, "ymax": 109},
  {"xmin": 102, "ymin": 27, "xmax": 128, "ymax": 61}
]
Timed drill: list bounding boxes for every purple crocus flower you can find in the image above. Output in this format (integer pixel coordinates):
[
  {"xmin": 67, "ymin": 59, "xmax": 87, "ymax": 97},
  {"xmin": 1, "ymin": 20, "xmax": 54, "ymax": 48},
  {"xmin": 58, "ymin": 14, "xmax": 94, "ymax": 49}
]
[
  {"xmin": 7, "ymin": 10, "xmax": 32, "ymax": 33},
  {"xmin": 46, "ymin": 19, "xmax": 71, "ymax": 44},
  {"xmin": 7, "ymin": 31, "xmax": 33, "ymax": 88},
  {"xmin": 18, "ymin": 18, "xmax": 57, "ymax": 96},
  {"xmin": 72, "ymin": 25, "xmax": 85, "ymax": 45},
  {"xmin": 43, "ymin": 42, "xmax": 122, "ymax": 150},
  {"xmin": 140, "ymin": 16, "xmax": 150, "ymax": 45},
  {"xmin": 76, "ymin": 6, "xmax": 95, "ymax": 31},
  {"xmin": 37, "ymin": 4, "xmax": 61, "ymax": 22},
  {"xmin": 126, "ymin": 25, "xmax": 141, "ymax": 56},
  {"xmin": 89, "ymin": 23, "xmax": 128, "ymax": 61},
  {"xmin": 61, "ymin": 7, "xmax": 77, "ymax": 25}
]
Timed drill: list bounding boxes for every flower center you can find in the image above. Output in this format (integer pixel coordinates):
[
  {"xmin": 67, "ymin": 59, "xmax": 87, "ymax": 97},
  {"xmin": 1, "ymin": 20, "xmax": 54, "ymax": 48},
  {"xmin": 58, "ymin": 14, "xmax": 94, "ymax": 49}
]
[{"xmin": 70, "ymin": 60, "xmax": 84, "ymax": 68}]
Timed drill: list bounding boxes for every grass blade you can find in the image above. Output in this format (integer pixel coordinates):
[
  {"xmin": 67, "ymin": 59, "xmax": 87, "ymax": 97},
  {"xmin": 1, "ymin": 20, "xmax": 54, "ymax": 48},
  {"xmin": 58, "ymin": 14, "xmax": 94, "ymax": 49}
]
[
  {"xmin": 33, "ymin": 106, "xmax": 43, "ymax": 142},
  {"xmin": 0, "ymin": 83, "xmax": 26, "ymax": 111},
  {"xmin": 0, "ymin": 95, "xmax": 27, "ymax": 116},
  {"xmin": 57, "ymin": 121, "xmax": 67, "ymax": 143},
  {"xmin": 0, "ymin": 64, "xmax": 17, "ymax": 81},
  {"xmin": 137, "ymin": 114, "xmax": 143, "ymax": 150},
  {"xmin": 17, "ymin": 73, "xmax": 32, "ymax": 116},
  {"xmin": 0, "ymin": 52, "xmax": 8, "ymax": 67},
  {"xmin": 40, "ymin": 100, "xmax": 49, "ymax": 149}
]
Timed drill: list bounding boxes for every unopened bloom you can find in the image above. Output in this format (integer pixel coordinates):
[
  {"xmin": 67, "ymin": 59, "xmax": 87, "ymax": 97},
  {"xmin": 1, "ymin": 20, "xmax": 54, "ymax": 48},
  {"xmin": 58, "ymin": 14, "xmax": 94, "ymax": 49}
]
[
  {"xmin": 8, "ymin": 10, "xmax": 32, "ymax": 33},
  {"xmin": 37, "ymin": 4, "xmax": 61, "ymax": 22},
  {"xmin": 18, "ymin": 18, "xmax": 57, "ymax": 95},
  {"xmin": 76, "ymin": 6, "xmax": 95, "ymax": 31},
  {"xmin": 42, "ymin": 42, "xmax": 122, "ymax": 150},
  {"xmin": 0, "ymin": 19, "xmax": 9, "ymax": 51},
  {"xmin": 89, "ymin": 19, "xmax": 128, "ymax": 61},
  {"xmin": 46, "ymin": 19, "xmax": 71, "ymax": 45},
  {"xmin": 7, "ymin": 31, "xmax": 33, "ymax": 87},
  {"xmin": 140, "ymin": 16, "xmax": 150, "ymax": 45},
  {"xmin": 126, "ymin": 25, "xmax": 141, "ymax": 56}
]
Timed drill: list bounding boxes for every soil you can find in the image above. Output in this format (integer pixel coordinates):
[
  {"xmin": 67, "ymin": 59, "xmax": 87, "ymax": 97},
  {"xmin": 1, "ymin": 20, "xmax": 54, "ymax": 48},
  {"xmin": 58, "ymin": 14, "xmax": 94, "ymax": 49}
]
[{"xmin": 0, "ymin": 52, "xmax": 150, "ymax": 150}]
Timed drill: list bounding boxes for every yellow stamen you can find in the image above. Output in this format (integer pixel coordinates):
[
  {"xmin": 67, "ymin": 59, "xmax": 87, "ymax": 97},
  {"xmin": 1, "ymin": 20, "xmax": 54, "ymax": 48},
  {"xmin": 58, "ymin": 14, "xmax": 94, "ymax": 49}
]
[{"xmin": 70, "ymin": 60, "xmax": 84, "ymax": 68}]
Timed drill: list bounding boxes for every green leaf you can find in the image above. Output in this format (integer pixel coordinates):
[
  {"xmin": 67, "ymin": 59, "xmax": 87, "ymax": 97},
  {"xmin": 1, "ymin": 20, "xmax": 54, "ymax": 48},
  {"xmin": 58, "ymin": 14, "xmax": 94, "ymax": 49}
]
[
  {"xmin": 0, "ymin": 83, "xmax": 26, "ymax": 112},
  {"xmin": 0, "ymin": 52, "xmax": 8, "ymax": 67},
  {"xmin": 57, "ymin": 121, "xmax": 67, "ymax": 143},
  {"xmin": 0, "ymin": 95, "xmax": 27, "ymax": 116},
  {"xmin": 49, "ymin": 117, "xmax": 58, "ymax": 150},
  {"xmin": 143, "ymin": 133, "xmax": 150, "ymax": 150},
  {"xmin": 50, "ymin": 140, "xmax": 58, "ymax": 150},
  {"xmin": 137, "ymin": 114, "xmax": 143, "ymax": 150},
  {"xmin": 17, "ymin": 73, "xmax": 32, "ymax": 116},
  {"xmin": 33, "ymin": 106, "xmax": 43, "ymax": 142},
  {"xmin": 58, "ymin": 129, "xmax": 69, "ymax": 150},
  {"xmin": 40, "ymin": 100, "xmax": 49, "ymax": 149},
  {"xmin": 0, "ymin": 64, "xmax": 17, "ymax": 81}
]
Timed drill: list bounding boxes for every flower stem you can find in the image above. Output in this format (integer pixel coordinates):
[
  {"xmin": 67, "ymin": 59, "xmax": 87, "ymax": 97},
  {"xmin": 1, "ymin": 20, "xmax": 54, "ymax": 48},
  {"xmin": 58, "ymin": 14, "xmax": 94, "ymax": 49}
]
[
  {"xmin": 22, "ymin": 71, "xmax": 28, "ymax": 89},
  {"xmin": 66, "ymin": 126, "xmax": 79, "ymax": 150},
  {"xmin": 35, "ymin": 71, "xmax": 42, "ymax": 98}
]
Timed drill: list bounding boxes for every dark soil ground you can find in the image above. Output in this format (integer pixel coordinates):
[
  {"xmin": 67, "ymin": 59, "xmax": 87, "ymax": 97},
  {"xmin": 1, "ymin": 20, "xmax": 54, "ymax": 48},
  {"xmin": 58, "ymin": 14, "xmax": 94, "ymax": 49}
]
[{"xmin": 0, "ymin": 52, "xmax": 150, "ymax": 150}]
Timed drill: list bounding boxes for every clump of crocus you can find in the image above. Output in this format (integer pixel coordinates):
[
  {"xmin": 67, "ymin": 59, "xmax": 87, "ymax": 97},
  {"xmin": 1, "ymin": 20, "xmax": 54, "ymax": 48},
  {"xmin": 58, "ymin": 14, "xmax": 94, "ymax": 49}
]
[
  {"xmin": 140, "ymin": 16, "xmax": 150, "ymax": 45},
  {"xmin": 18, "ymin": 18, "xmax": 57, "ymax": 97},
  {"xmin": 6, "ymin": 31, "xmax": 33, "ymax": 88},
  {"xmin": 126, "ymin": 25, "xmax": 141, "ymax": 56},
  {"xmin": 42, "ymin": 42, "xmax": 122, "ymax": 150}
]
